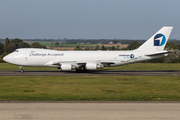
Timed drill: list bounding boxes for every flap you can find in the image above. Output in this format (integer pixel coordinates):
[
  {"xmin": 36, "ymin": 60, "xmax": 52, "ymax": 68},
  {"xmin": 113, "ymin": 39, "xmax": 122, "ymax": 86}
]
[{"xmin": 77, "ymin": 60, "xmax": 116, "ymax": 65}]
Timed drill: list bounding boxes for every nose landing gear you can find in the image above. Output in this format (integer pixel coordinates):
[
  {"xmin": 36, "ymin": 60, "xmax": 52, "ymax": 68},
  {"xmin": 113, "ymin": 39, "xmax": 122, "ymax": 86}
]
[{"xmin": 19, "ymin": 66, "xmax": 24, "ymax": 73}]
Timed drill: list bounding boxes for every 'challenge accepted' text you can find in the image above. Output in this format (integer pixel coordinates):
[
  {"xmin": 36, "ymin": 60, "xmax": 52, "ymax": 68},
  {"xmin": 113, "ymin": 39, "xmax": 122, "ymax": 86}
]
[{"xmin": 29, "ymin": 53, "xmax": 64, "ymax": 57}]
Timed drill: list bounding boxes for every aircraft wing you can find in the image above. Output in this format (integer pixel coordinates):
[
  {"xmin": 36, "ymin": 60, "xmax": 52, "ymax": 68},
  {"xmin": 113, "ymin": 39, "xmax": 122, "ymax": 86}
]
[
  {"xmin": 46, "ymin": 60, "xmax": 116, "ymax": 65},
  {"xmin": 75, "ymin": 60, "xmax": 116, "ymax": 68},
  {"xmin": 76, "ymin": 60, "xmax": 116, "ymax": 68},
  {"xmin": 45, "ymin": 60, "xmax": 116, "ymax": 68},
  {"xmin": 44, "ymin": 60, "xmax": 117, "ymax": 71}
]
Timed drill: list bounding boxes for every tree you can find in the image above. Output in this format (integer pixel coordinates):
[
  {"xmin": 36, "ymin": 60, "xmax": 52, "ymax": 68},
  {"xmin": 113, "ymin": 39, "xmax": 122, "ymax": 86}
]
[
  {"xmin": 112, "ymin": 40, "xmax": 118, "ymax": 44},
  {"xmin": 43, "ymin": 45, "xmax": 47, "ymax": 49},
  {"xmin": 0, "ymin": 43, "xmax": 4, "ymax": 55},
  {"xmin": 111, "ymin": 46, "xmax": 116, "ymax": 50},
  {"xmin": 84, "ymin": 46, "xmax": 94, "ymax": 51},
  {"xmin": 6, "ymin": 42, "xmax": 17, "ymax": 53},
  {"xmin": 84, "ymin": 46, "xmax": 90, "ymax": 50},
  {"xmin": 10, "ymin": 38, "xmax": 23, "ymax": 43},
  {"xmin": 127, "ymin": 41, "xmax": 141, "ymax": 50},
  {"xmin": 165, "ymin": 49, "xmax": 180, "ymax": 63},
  {"xmin": 165, "ymin": 42, "xmax": 180, "ymax": 50},
  {"xmin": 101, "ymin": 45, "xmax": 107, "ymax": 50},
  {"xmin": 55, "ymin": 42, "xmax": 59, "ymax": 46},
  {"xmin": 94, "ymin": 45, "xmax": 99, "ymax": 50},
  {"xmin": 18, "ymin": 42, "xmax": 30, "ymax": 48},
  {"xmin": 4, "ymin": 38, "xmax": 9, "ymax": 52},
  {"xmin": 30, "ymin": 42, "xmax": 45, "ymax": 48},
  {"xmin": 5, "ymin": 38, "xmax": 30, "ymax": 53},
  {"xmin": 117, "ymin": 45, "xmax": 120, "ymax": 49},
  {"xmin": 74, "ymin": 46, "xmax": 83, "ymax": 50}
]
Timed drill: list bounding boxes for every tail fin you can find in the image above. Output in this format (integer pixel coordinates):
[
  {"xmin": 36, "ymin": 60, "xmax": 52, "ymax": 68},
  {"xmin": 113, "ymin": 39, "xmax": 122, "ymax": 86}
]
[{"xmin": 137, "ymin": 26, "xmax": 173, "ymax": 51}]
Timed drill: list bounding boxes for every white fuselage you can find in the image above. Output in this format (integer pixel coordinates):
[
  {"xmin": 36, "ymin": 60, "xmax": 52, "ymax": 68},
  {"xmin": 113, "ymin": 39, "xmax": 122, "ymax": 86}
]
[{"xmin": 3, "ymin": 48, "xmax": 165, "ymax": 68}]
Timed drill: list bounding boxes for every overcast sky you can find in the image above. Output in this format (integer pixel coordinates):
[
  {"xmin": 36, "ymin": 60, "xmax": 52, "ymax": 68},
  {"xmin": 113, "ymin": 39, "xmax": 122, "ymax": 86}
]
[{"xmin": 0, "ymin": 0, "xmax": 180, "ymax": 39}]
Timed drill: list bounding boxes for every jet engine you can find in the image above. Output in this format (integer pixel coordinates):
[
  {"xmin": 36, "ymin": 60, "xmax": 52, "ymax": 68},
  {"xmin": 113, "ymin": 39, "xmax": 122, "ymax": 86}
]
[
  {"xmin": 61, "ymin": 63, "xmax": 72, "ymax": 71},
  {"xmin": 85, "ymin": 63, "xmax": 104, "ymax": 70}
]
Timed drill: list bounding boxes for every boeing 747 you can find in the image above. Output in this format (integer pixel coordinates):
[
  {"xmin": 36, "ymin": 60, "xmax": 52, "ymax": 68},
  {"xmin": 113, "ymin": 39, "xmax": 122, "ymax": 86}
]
[{"xmin": 3, "ymin": 27, "xmax": 173, "ymax": 72}]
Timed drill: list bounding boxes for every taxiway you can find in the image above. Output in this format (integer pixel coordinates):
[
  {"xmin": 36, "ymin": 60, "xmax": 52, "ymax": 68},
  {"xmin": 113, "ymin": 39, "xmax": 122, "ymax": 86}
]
[
  {"xmin": 0, "ymin": 102, "xmax": 180, "ymax": 120},
  {"xmin": 0, "ymin": 70, "xmax": 180, "ymax": 76}
]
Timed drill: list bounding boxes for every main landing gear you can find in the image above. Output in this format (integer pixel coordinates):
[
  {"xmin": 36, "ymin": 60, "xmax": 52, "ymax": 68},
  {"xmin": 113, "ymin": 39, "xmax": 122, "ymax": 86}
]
[
  {"xmin": 19, "ymin": 66, "xmax": 24, "ymax": 73},
  {"xmin": 75, "ymin": 66, "xmax": 91, "ymax": 73}
]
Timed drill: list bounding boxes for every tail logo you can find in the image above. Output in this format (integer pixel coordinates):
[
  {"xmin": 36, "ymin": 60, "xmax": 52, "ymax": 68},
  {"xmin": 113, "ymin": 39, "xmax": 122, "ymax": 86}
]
[
  {"xmin": 154, "ymin": 34, "xmax": 166, "ymax": 46},
  {"xmin": 130, "ymin": 54, "xmax": 134, "ymax": 58}
]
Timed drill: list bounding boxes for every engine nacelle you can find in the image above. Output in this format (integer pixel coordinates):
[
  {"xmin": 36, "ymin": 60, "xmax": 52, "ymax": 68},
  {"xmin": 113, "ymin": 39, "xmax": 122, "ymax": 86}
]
[
  {"xmin": 85, "ymin": 63, "xmax": 104, "ymax": 70},
  {"xmin": 61, "ymin": 63, "xmax": 72, "ymax": 71},
  {"xmin": 85, "ymin": 63, "xmax": 97, "ymax": 70}
]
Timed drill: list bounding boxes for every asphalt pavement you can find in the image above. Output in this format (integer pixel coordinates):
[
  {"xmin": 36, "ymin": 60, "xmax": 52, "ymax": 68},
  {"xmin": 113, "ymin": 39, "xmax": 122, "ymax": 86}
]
[
  {"xmin": 0, "ymin": 102, "xmax": 180, "ymax": 120},
  {"xmin": 0, "ymin": 70, "xmax": 180, "ymax": 76}
]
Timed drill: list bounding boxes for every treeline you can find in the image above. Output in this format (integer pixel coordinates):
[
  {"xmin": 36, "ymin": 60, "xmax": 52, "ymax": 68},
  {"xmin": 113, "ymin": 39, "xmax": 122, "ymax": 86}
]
[
  {"xmin": 1, "ymin": 38, "xmax": 180, "ymax": 44},
  {"xmin": 65, "ymin": 39, "xmax": 143, "ymax": 44},
  {"xmin": 151, "ymin": 42, "xmax": 180, "ymax": 63},
  {"xmin": 126, "ymin": 41, "xmax": 180, "ymax": 63},
  {"xmin": 0, "ymin": 38, "xmax": 46, "ymax": 62},
  {"xmin": 74, "ymin": 41, "xmax": 142, "ymax": 51},
  {"xmin": 0, "ymin": 38, "xmax": 143, "ymax": 44},
  {"xmin": 1, "ymin": 38, "xmax": 180, "ymax": 63},
  {"xmin": 74, "ymin": 45, "xmax": 122, "ymax": 51},
  {"xmin": 74, "ymin": 41, "xmax": 180, "ymax": 63},
  {"xmin": 66, "ymin": 39, "xmax": 180, "ymax": 45}
]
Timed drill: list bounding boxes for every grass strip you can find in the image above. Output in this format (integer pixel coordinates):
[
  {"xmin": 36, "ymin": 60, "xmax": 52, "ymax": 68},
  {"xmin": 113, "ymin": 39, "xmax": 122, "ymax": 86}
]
[
  {"xmin": 1, "ymin": 63, "xmax": 180, "ymax": 71},
  {"xmin": 0, "ymin": 76, "xmax": 180, "ymax": 101}
]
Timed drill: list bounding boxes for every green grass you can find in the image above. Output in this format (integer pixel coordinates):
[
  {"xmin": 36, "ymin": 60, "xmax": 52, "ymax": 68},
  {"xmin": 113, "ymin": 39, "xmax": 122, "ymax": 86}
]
[
  {"xmin": 1, "ymin": 63, "xmax": 180, "ymax": 71},
  {"xmin": 104, "ymin": 63, "xmax": 180, "ymax": 70},
  {"xmin": 1, "ymin": 63, "xmax": 180, "ymax": 101},
  {"xmin": 0, "ymin": 76, "xmax": 180, "ymax": 101}
]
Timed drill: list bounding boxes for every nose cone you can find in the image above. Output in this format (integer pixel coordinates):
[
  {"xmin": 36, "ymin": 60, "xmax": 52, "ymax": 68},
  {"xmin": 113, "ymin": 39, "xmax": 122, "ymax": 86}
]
[
  {"xmin": 3, "ymin": 54, "xmax": 13, "ymax": 64},
  {"xmin": 3, "ymin": 53, "xmax": 23, "ymax": 65},
  {"xmin": 3, "ymin": 55, "xmax": 8, "ymax": 62}
]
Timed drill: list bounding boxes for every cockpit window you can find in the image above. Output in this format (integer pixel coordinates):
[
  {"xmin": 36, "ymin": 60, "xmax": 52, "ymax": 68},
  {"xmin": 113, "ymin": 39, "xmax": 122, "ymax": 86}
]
[{"xmin": 14, "ymin": 49, "xmax": 19, "ymax": 52}]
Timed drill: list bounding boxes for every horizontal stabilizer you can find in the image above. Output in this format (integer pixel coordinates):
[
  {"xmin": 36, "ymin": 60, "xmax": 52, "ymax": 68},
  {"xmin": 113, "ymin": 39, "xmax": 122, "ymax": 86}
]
[{"xmin": 145, "ymin": 51, "xmax": 172, "ymax": 56}]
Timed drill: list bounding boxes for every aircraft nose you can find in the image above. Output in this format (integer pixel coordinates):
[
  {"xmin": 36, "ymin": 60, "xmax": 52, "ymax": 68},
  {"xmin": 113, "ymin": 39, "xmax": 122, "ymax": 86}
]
[
  {"xmin": 3, "ymin": 55, "xmax": 12, "ymax": 63},
  {"xmin": 3, "ymin": 56, "xmax": 8, "ymax": 62}
]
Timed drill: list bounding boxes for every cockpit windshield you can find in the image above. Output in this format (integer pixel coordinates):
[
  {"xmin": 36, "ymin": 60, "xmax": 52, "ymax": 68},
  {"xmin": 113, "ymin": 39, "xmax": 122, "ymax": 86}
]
[{"xmin": 14, "ymin": 49, "xmax": 19, "ymax": 52}]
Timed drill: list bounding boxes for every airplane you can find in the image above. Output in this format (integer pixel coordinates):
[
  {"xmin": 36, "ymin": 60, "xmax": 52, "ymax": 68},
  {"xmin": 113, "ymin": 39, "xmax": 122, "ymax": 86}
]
[{"xmin": 3, "ymin": 26, "xmax": 173, "ymax": 72}]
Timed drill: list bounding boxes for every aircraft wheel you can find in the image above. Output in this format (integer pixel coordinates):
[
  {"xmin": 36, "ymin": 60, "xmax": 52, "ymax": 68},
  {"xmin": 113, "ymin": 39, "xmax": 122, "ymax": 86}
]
[
  {"xmin": 76, "ymin": 69, "xmax": 81, "ymax": 73},
  {"xmin": 20, "ymin": 69, "xmax": 24, "ymax": 73},
  {"xmin": 84, "ymin": 70, "xmax": 91, "ymax": 73},
  {"xmin": 76, "ymin": 69, "xmax": 87, "ymax": 73}
]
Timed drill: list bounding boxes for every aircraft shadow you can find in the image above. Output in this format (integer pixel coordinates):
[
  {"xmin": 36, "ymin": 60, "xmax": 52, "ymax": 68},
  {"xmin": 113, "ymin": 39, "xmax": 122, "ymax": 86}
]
[{"xmin": 17, "ymin": 70, "xmax": 179, "ymax": 73}]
